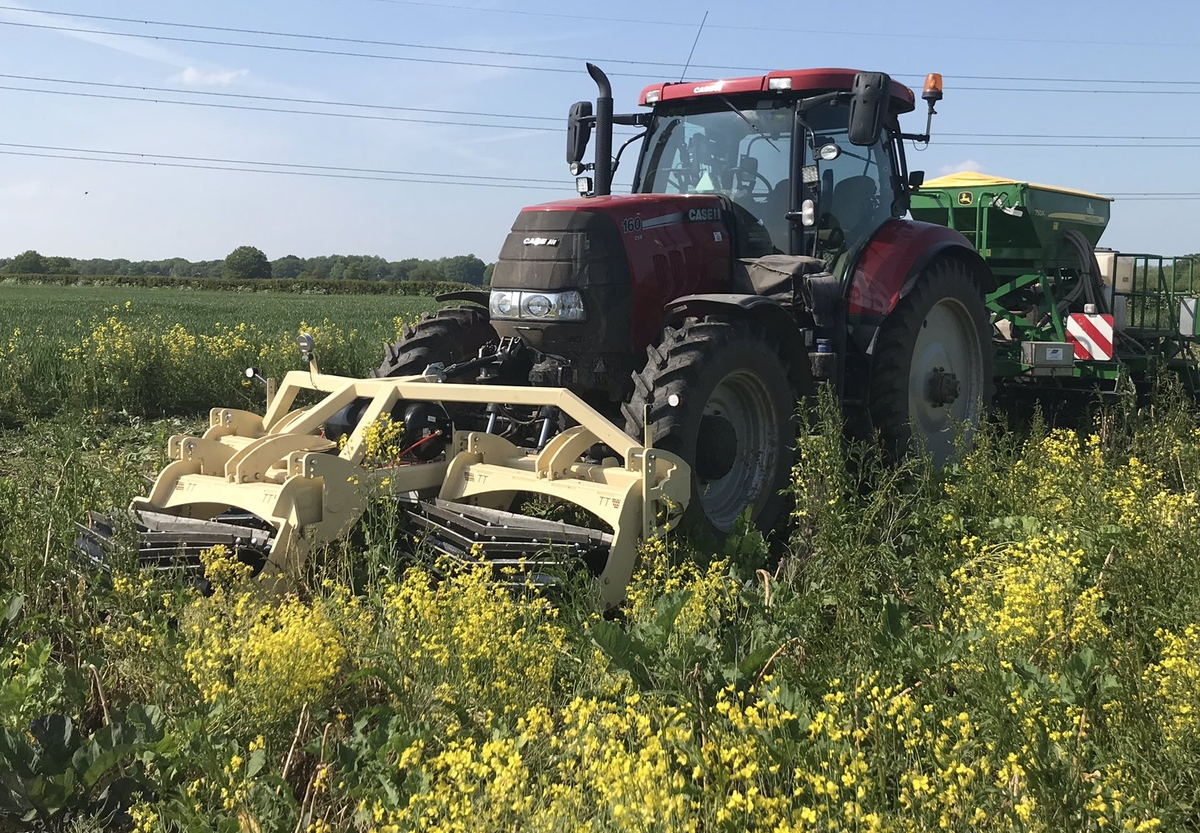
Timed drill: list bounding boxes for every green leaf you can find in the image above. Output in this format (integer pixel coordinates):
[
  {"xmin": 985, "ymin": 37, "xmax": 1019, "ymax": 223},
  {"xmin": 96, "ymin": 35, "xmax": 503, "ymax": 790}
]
[
  {"xmin": 590, "ymin": 621, "xmax": 655, "ymax": 691},
  {"xmin": 737, "ymin": 644, "xmax": 778, "ymax": 682},
  {"xmin": 245, "ymin": 747, "xmax": 266, "ymax": 779},
  {"xmin": 81, "ymin": 737, "xmax": 136, "ymax": 789},
  {"xmin": 0, "ymin": 728, "xmax": 38, "ymax": 779},
  {"xmin": 123, "ymin": 704, "xmax": 165, "ymax": 744},
  {"xmin": 29, "ymin": 714, "xmax": 76, "ymax": 774},
  {"xmin": 346, "ymin": 666, "xmax": 408, "ymax": 701},
  {"xmin": 0, "ymin": 594, "xmax": 24, "ymax": 639},
  {"xmin": 651, "ymin": 591, "xmax": 692, "ymax": 639},
  {"xmin": 882, "ymin": 597, "xmax": 906, "ymax": 641}
]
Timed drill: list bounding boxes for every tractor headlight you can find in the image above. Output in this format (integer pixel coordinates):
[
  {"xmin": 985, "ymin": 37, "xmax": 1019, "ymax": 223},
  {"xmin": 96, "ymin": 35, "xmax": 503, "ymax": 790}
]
[
  {"xmin": 489, "ymin": 289, "xmax": 586, "ymax": 321},
  {"xmin": 489, "ymin": 290, "xmax": 517, "ymax": 318},
  {"xmin": 524, "ymin": 293, "xmax": 552, "ymax": 317}
]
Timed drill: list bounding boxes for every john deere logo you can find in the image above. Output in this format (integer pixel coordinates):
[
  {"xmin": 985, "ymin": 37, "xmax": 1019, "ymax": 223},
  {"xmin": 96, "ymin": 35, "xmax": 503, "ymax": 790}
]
[{"xmin": 957, "ymin": 191, "xmax": 974, "ymax": 206}]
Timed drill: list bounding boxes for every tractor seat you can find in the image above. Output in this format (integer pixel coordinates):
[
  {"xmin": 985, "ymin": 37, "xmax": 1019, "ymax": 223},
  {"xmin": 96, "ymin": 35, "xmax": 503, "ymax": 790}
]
[
  {"xmin": 830, "ymin": 175, "xmax": 879, "ymax": 238},
  {"xmin": 762, "ymin": 179, "xmax": 791, "ymax": 253}
]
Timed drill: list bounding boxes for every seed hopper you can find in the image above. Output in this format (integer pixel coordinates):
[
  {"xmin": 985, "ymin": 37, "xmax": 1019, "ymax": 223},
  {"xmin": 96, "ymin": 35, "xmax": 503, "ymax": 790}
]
[{"xmin": 912, "ymin": 172, "xmax": 1200, "ymax": 392}]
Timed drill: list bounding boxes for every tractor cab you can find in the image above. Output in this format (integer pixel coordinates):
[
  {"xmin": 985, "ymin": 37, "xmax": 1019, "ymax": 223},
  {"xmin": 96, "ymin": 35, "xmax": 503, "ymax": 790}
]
[{"xmin": 568, "ymin": 67, "xmax": 938, "ymax": 277}]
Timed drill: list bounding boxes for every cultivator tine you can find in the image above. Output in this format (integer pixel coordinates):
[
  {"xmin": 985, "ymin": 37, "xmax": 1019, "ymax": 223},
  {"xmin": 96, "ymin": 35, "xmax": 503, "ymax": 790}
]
[
  {"xmin": 411, "ymin": 499, "xmax": 612, "ymax": 575},
  {"xmin": 74, "ymin": 511, "xmax": 117, "ymax": 573},
  {"xmin": 74, "ymin": 509, "xmax": 271, "ymax": 580}
]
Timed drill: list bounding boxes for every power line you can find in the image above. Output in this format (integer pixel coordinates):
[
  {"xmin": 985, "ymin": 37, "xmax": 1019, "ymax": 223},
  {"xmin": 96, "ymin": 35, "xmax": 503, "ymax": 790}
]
[
  {"xmin": 936, "ymin": 141, "xmax": 1200, "ymax": 148},
  {"xmin": 944, "ymin": 132, "xmax": 1200, "ymax": 141},
  {"xmin": 4, "ymin": 83, "xmax": 1200, "ymax": 151},
  {"xmin": 11, "ymin": 72, "xmax": 1200, "ymax": 147},
  {"xmin": 0, "ymin": 83, "xmax": 561, "ymax": 132},
  {"xmin": 0, "ymin": 141, "xmax": 565, "ymax": 184},
  {"xmin": 4, "ymin": 8, "xmax": 1200, "ymax": 88},
  {"xmin": 5, "ymin": 75, "xmax": 1200, "ymax": 150},
  {"xmin": 10, "ymin": 73, "xmax": 1200, "ymax": 145},
  {"xmin": 4, "ymin": 141, "xmax": 1199, "ymax": 202},
  {"xmin": 0, "ymin": 144, "xmax": 566, "ymax": 190},
  {"xmin": 1109, "ymin": 197, "xmax": 1200, "ymax": 201},
  {"xmin": 0, "ymin": 19, "xmax": 647, "ymax": 78},
  {"xmin": 354, "ymin": 0, "xmax": 1198, "ymax": 48},
  {"xmin": 955, "ymin": 86, "xmax": 1200, "ymax": 95},
  {"xmin": 0, "ymin": 5, "xmax": 755, "ymax": 74},
  {"xmin": 0, "ymin": 72, "xmax": 559, "ymax": 122}
]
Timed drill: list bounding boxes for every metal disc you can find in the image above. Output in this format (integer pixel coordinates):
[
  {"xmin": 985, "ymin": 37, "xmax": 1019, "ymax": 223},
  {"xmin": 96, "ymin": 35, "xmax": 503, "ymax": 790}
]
[
  {"xmin": 908, "ymin": 297, "xmax": 985, "ymax": 466},
  {"xmin": 697, "ymin": 368, "xmax": 781, "ymax": 531}
]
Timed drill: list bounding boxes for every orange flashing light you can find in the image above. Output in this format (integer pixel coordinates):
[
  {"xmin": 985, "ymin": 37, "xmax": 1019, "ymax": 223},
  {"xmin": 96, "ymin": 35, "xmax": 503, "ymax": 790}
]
[{"xmin": 923, "ymin": 73, "xmax": 944, "ymax": 101}]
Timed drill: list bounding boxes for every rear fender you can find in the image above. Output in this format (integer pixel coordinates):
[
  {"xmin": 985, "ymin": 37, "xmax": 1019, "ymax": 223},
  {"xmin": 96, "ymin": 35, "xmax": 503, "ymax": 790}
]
[
  {"xmin": 848, "ymin": 219, "xmax": 993, "ymax": 318},
  {"xmin": 664, "ymin": 293, "xmax": 810, "ymax": 380}
]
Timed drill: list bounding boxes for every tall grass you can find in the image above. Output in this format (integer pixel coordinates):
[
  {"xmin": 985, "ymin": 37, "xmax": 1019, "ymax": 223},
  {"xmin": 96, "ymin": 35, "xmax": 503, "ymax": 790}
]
[
  {"xmin": 2, "ymin": 379, "xmax": 1198, "ymax": 830},
  {"xmin": 2, "ymin": 283, "xmax": 1198, "ymax": 828}
]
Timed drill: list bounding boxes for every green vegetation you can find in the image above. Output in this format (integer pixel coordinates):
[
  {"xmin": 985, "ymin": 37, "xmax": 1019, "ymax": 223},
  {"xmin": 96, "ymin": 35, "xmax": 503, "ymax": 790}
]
[
  {"xmin": 1, "ymin": 286, "xmax": 1198, "ymax": 830},
  {"xmin": 221, "ymin": 245, "xmax": 272, "ymax": 282},
  {"xmin": 1, "ymin": 272, "xmax": 474, "ymax": 296},
  {"xmin": 0, "ymin": 248, "xmax": 491, "ymax": 285},
  {"xmin": 0, "ymin": 284, "xmax": 438, "ymax": 421}
]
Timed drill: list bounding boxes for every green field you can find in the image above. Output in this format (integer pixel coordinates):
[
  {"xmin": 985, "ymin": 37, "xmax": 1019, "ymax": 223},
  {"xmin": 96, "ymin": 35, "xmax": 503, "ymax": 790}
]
[
  {"xmin": 0, "ymin": 284, "xmax": 440, "ymax": 420},
  {"xmin": 0, "ymin": 283, "xmax": 439, "ymax": 337},
  {"xmin": 1, "ymin": 283, "xmax": 1199, "ymax": 831}
]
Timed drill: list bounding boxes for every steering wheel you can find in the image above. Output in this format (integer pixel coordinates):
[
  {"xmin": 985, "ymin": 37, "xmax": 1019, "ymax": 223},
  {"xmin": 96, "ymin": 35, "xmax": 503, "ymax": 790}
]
[
  {"xmin": 734, "ymin": 171, "xmax": 771, "ymax": 201},
  {"xmin": 661, "ymin": 167, "xmax": 694, "ymax": 191}
]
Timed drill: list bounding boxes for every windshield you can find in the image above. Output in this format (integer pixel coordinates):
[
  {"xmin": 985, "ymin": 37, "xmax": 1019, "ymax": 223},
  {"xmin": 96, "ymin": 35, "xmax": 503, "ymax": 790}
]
[{"xmin": 634, "ymin": 97, "xmax": 793, "ymax": 229}]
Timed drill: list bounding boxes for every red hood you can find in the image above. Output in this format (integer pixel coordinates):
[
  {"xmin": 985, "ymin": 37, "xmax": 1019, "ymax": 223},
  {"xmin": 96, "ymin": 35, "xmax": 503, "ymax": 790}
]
[{"xmin": 499, "ymin": 192, "xmax": 733, "ymax": 351}]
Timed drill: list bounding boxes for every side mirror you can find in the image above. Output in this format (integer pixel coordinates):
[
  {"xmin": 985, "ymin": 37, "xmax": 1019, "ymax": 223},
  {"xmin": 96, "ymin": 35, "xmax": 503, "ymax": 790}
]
[
  {"xmin": 567, "ymin": 100, "xmax": 594, "ymax": 171},
  {"xmin": 847, "ymin": 71, "xmax": 891, "ymax": 146},
  {"xmin": 908, "ymin": 170, "xmax": 925, "ymax": 190}
]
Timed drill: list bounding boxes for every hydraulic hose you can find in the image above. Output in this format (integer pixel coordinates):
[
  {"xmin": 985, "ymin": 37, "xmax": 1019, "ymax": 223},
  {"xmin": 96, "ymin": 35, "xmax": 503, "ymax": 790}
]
[
  {"xmin": 1065, "ymin": 228, "xmax": 1110, "ymax": 315},
  {"xmin": 1061, "ymin": 228, "xmax": 1148, "ymax": 354}
]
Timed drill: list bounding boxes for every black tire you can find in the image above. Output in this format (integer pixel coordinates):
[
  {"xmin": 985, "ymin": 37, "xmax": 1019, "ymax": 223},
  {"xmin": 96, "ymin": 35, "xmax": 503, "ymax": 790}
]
[
  {"xmin": 868, "ymin": 258, "xmax": 995, "ymax": 465},
  {"xmin": 622, "ymin": 316, "xmax": 801, "ymax": 537},
  {"xmin": 375, "ymin": 307, "xmax": 496, "ymax": 378}
]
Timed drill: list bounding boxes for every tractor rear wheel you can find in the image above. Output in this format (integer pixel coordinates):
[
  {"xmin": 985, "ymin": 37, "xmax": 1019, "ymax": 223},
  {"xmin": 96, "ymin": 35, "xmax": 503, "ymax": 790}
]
[
  {"xmin": 868, "ymin": 258, "xmax": 994, "ymax": 465},
  {"xmin": 623, "ymin": 317, "xmax": 798, "ymax": 537},
  {"xmin": 375, "ymin": 306, "xmax": 496, "ymax": 378}
]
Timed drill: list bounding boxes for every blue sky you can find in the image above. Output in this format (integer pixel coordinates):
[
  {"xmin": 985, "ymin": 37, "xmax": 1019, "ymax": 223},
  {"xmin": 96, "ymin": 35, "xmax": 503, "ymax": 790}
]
[{"xmin": 0, "ymin": 0, "xmax": 1195, "ymax": 262}]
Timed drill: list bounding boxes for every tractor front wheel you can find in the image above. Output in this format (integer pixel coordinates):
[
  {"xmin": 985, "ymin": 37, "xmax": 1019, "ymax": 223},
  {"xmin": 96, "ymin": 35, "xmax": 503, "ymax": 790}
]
[
  {"xmin": 623, "ymin": 317, "xmax": 797, "ymax": 537},
  {"xmin": 868, "ymin": 258, "xmax": 994, "ymax": 465},
  {"xmin": 375, "ymin": 306, "xmax": 497, "ymax": 378}
]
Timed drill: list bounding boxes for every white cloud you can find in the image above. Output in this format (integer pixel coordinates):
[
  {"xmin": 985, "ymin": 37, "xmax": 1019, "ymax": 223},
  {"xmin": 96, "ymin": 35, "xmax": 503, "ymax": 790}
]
[
  {"xmin": 176, "ymin": 67, "xmax": 250, "ymax": 87},
  {"xmin": 939, "ymin": 159, "xmax": 985, "ymax": 176}
]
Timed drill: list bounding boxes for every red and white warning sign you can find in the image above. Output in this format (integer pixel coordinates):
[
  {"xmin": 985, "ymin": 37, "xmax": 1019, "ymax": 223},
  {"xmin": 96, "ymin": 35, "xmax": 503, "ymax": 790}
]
[{"xmin": 1066, "ymin": 313, "xmax": 1114, "ymax": 360}]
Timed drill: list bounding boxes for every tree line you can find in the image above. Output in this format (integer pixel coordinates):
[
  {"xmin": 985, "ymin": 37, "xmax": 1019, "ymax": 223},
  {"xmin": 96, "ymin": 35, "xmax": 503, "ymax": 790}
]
[{"xmin": 0, "ymin": 246, "xmax": 493, "ymax": 285}]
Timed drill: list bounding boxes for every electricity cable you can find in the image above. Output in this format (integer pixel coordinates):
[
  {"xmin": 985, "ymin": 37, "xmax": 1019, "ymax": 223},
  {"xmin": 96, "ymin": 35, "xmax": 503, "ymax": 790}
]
[
  {"xmin": 3, "ymin": 10, "xmax": 1200, "ymax": 88},
  {"xmin": 6, "ymin": 75, "xmax": 1200, "ymax": 145},
  {"xmin": 0, "ymin": 140, "xmax": 565, "ymax": 184},
  {"xmin": 0, "ymin": 147, "xmax": 567, "ymax": 191}
]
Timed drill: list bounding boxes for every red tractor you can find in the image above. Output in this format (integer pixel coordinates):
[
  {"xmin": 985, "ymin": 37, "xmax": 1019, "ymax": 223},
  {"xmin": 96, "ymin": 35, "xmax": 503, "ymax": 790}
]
[{"xmin": 376, "ymin": 65, "xmax": 994, "ymax": 537}]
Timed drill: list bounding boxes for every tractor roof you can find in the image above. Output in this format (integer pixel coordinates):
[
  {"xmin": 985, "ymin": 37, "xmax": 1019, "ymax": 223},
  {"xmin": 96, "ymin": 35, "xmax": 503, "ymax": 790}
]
[{"xmin": 639, "ymin": 68, "xmax": 916, "ymax": 112}]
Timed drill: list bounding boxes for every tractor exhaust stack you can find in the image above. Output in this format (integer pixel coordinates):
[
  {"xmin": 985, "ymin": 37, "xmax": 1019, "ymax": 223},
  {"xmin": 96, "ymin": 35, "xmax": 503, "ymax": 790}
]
[{"xmin": 586, "ymin": 62, "xmax": 613, "ymax": 196}]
